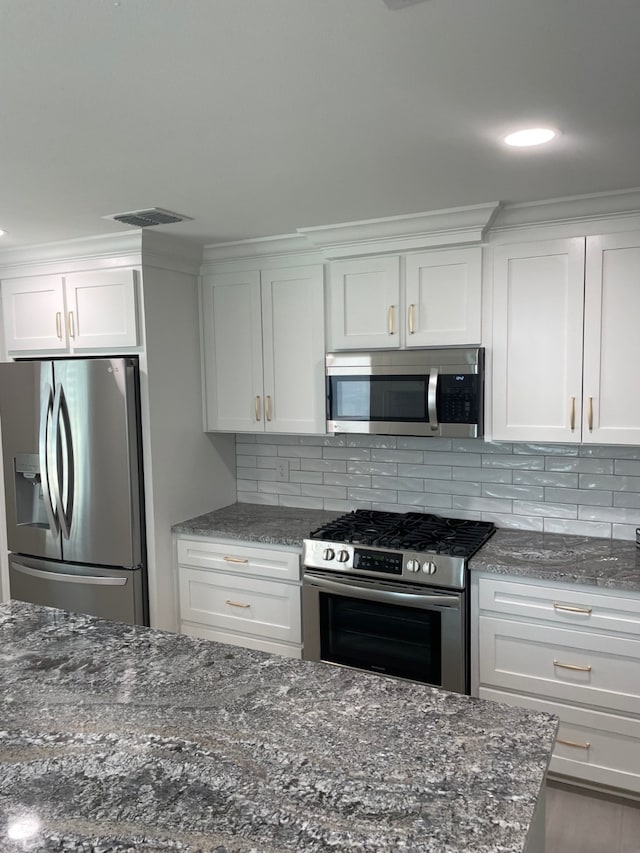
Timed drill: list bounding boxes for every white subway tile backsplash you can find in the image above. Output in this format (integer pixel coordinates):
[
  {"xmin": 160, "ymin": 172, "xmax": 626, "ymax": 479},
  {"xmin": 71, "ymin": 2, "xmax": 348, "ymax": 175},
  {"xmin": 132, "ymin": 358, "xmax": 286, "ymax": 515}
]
[
  {"xmin": 236, "ymin": 435, "xmax": 640, "ymax": 539},
  {"xmin": 545, "ymin": 457, "xmax": 614, "ymax": 474},
  {"xmin": 482, "ymin": 484, "xmax": 544, "ymax": 501},
  {"xmin": 545, "ymin": 487, "xmax": 612, "ymax": 506},
  {"xmin": 543, "ymin": 518, "xmax": 611, "ymax": 538},
  {"xmin": 371, "ymin": 475, "xmax": 424, "ymax": 492},
  {"xmin": 371, "ymin": 449, "xmax": 423, "ymax": 464}
]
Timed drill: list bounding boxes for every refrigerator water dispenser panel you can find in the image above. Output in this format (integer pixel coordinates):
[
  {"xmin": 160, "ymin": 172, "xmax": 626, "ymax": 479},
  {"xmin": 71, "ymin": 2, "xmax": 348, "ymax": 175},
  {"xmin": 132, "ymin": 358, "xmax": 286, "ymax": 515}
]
[{"xmin": 14, "ymin": 453, "xmax": 48, "ymax": 528}]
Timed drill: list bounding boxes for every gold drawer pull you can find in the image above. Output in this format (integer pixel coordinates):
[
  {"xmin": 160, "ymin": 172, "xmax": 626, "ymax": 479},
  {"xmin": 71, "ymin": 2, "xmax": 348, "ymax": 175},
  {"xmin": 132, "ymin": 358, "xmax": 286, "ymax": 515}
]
[
  {"xmin": 67, "ymin": 310, "xmax": 75, "ymax": 339},
  {"xmin": 588, "ymin": 395, "xmax": 594, "ymax": 432},
  {"xmin": 553, "ymin": 602, "xmax": 592, "ymax": 615},
  {"xmin": 557, "ymin": 738, "xmax": 591, "ymax": 750},
  {"xmin": 569, "ymin": 396, "xmax": 576, "ymax": 431},
  {"xmin": 255, "ymin": 395, "xmax": 261, "ymax": 422},
  {"xmin": 554, "ymin": 660, "xmax": 592, "ymax": 673},
  {"xmin": 225, "ymin": 599, "xmax": 250, "ymax": 609},
  {"xmin": 265, "ymin": 395, "xmax": 272, "ymax": 422},
  {"xmin": 408, "ymin": 303, "xmax": 416, "ymax": 335},
  {"xmin": 388, "ymin": 305, "xmax": 395, "ymax": 335},
  {"xmin": 55, "ymin": 311, "xmax": 63, "ymax": 340},
  {"xmin": 224, "ymin": 556, "xmax": 249, "ymax": 564}
]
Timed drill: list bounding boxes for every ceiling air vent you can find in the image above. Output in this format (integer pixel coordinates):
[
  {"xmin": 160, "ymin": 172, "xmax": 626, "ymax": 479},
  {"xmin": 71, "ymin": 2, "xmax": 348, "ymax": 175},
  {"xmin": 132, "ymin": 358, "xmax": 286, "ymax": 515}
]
[{"xmin": 105, "ymin": 208, "xmax": 193, "ymax": 228}]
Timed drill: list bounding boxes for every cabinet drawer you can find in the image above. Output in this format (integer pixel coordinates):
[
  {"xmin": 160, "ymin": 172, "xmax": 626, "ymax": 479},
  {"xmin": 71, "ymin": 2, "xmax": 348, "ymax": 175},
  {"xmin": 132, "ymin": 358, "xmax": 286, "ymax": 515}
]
[
  {"xmin": 176, "ymin": 537, "xmax": 300, "ymax": 582},
  {"xmin": 179, "ymin": 567, "xmax": 301, "ymax": 644},
  {"xmin": 480, "ymin": 687, "xmax": 640, "ymax": 795},
  {"xmin": 479, "ymin": 615, "xmax": 640, "ymax": 716},
  {"xmin": 180, "ymin": 622, "xmax": 302, "ymax": 659},
  {"xmin": 478, "ymin": 576, "xmax": 640, "ymax": 638}
]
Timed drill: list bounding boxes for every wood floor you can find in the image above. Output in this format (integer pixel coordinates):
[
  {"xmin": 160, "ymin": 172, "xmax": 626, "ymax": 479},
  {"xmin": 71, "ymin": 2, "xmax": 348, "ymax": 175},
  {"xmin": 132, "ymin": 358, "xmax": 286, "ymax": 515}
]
[{"xmin": 546, "ymin": 782, "xmax": 640, "ymax": 853}]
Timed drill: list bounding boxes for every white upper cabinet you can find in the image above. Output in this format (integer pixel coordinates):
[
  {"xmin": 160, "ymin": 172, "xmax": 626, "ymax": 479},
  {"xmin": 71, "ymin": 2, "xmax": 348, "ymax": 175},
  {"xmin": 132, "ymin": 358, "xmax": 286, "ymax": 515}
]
[
  {"xmin": 583, "ymin": 232, "xmax": 640, "ymax": 445},
  {"xmin": 328, "ymin": 256, "xmax": 400, "ymax": 350},
  {"xmin": 202, "ymin": 265, "xmax": 325, "ymax": 434},
  {"xmin": 492, "ymin": 231, "xmax": 640, "ymax": 444},
  {"xmin": 2, "ymin": 269, "xmax": 139, "ymax": 355},
  {"xmin": 1, "ymin": 274, "xmax": 67, "ymax": 352},
  {"xmin": 404, "ymin": 248, "xmax": 482, "ymax": 346},
  {"xmin": 327, "ymin": 248, "xmax": 482, "ymax": 351},
  {"xmin": 492, "ymin": 238, "xmax": 585, "ymax": 443}
]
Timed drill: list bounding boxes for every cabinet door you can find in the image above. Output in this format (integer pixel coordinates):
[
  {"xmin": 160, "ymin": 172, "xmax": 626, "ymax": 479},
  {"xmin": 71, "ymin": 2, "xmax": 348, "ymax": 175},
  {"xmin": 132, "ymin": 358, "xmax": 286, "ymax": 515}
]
[
  {"xmin": 201, "ymin": 271, "xmax": 263, "ymax": 431},
  {"xmin": 65, "ymin": 269, "xmax": 138, "ymax": 349},
  {"xmin": 404, "ymin": 247, "xmax": 482, "ymax": 346},
  {"xmin": 492, "ymin": 239, "xmax": 585, "ymax": 442},
  {"xmin": 327, "ymin": 256, "xmax": 400, "ymax": 350},
  {"xmin": 1, "ymin": 275, "xmax": 67, "ymax": 352},
  {"xmin": 261, "ymin": 265, "xmax": 326, "ymax": 433},
  {"xmin": 583, "ymin": 232, "xmax": 640, "ymax": 444}
]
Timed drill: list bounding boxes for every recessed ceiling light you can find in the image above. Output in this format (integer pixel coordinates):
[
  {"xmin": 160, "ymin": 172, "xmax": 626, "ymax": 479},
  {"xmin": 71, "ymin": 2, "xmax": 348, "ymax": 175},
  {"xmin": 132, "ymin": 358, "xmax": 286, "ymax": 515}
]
[{"xmin": 503, "ymin": 127, "xmax": 559, "ymax": 147}]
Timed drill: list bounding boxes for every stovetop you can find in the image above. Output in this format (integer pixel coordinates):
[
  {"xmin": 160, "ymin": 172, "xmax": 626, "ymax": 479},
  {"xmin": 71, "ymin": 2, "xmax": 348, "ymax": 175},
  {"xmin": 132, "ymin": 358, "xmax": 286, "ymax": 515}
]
[
  {"xmin": 303, "ymin": 509, "xmax": 495, "ymax": 590},
  {"xmin": 309, "ymin": 509, "xmax": 495, "ymax": 558}
]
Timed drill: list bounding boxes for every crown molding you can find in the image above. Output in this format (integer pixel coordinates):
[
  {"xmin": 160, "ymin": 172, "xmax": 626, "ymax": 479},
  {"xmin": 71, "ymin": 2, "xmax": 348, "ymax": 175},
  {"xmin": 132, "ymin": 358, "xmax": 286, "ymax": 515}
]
[
  {"xmin": 493, "ymin": 187, "xmax": 640, "ymax": 233},
  {"xmin": 296, "ymin": 202, "xmax": 502, "ymax": 259},
  {"xmin": 201, "ymin": 233, "xmax": 320, "ymax": 263}
]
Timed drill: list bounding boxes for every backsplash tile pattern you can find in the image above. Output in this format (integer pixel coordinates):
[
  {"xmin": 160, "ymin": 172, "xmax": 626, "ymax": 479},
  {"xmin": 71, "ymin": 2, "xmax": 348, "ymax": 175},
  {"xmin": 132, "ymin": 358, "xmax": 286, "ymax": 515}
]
[{"xmin": 235, "ymin": 435, "xmax": 640, "ymax": 540}]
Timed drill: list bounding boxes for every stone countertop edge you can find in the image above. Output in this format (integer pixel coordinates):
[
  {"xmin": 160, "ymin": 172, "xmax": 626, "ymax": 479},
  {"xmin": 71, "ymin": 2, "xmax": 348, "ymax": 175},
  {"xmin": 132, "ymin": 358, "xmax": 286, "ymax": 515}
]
[
  {"xmin": 470, "ymin": 528, "xmax": 640, "ymax": 592},
  {"xmin": 172, "ymin": 502, "xmax": 342, "ymax": 547},
  {"xmin": 0, "ymin": 601, "xmax": 558, "ymax": 853}
]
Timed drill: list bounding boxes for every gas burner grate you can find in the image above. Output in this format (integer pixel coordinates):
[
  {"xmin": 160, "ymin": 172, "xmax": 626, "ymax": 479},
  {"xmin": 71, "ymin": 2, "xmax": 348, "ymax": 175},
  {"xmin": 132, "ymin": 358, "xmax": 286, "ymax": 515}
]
[{"xmin": 310, "ymin": 509, "xmax": 495, "ymax": 558}]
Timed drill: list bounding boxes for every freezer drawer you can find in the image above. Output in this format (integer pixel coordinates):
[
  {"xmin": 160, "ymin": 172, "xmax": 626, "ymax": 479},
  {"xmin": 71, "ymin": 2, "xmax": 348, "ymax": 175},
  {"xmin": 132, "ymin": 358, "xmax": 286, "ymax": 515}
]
[{"xmin": 9, "ymin": 555, "xmax": 146, "ymax": 625}]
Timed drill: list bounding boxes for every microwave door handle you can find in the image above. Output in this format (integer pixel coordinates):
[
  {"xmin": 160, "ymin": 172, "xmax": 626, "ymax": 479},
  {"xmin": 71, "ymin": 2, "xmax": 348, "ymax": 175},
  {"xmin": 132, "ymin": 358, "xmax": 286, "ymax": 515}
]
[
  {"xmin": 427, "ymin": 367, "xmax": 439, "ymax": 431},
  {"xmin": 304, "ymin": 573, "xmax": 459, "ymax": 610}
]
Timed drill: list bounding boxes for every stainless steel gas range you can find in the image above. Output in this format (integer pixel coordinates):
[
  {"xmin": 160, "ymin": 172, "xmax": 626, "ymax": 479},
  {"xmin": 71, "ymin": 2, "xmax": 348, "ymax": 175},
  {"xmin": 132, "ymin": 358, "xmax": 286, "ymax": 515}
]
[{"xmin": 302, "ymin": 510, "xmax": 495, "ymax": 694}]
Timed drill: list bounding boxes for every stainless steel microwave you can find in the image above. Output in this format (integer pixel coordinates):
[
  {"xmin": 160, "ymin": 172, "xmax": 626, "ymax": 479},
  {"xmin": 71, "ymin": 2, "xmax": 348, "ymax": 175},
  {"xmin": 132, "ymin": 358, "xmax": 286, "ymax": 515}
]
[{"xmin": 326, "ymin": 347, "xmax": 484, "ymax": 438}]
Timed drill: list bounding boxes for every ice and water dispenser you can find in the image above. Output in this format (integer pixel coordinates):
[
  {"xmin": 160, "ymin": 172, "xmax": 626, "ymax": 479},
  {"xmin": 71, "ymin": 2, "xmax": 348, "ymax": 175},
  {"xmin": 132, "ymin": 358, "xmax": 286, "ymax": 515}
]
[{"xmin": 14, "ymin": 453, "xmax": 49, "ymax": 528}]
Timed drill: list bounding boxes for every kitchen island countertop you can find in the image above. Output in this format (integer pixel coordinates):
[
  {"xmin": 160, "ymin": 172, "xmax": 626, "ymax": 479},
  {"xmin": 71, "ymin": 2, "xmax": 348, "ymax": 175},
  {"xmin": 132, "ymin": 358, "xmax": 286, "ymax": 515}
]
[{"xmin": 0, "ymin": 601, "xmax": 556, "ymax": 852}]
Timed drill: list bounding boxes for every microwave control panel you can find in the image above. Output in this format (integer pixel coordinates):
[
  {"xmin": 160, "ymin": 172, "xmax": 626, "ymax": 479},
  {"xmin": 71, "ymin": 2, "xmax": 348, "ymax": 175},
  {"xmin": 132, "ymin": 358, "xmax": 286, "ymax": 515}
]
[{"xmin": 438, "ymin": 374, "xmax": 479, "ymax": 423}]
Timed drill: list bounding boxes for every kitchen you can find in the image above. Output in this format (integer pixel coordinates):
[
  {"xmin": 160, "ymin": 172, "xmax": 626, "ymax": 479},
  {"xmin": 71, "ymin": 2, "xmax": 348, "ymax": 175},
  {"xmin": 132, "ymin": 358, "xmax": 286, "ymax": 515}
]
[{"xmin": 1, "ymin": 0, "xmax": 640, "ymax": 850}]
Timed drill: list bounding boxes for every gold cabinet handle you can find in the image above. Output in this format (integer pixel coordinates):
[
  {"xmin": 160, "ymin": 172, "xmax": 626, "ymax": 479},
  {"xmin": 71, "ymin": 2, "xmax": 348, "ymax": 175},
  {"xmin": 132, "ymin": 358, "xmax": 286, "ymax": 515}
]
[
  {"xmin": 225, "ymin": 599, "xmax": 250, "ymax": 608},
  {"xmin": 224, "ymin": 556, "xmax": 249, "ymax": 564},
  {"xmin": 588, "ymin": 396, "xmax": 593, "ymax": 432},
  {"xmin": 570, "ymin": 396, "xmax": 575, "ymax": 431},
  {"xmin": 265, "ymin": 395, "xmax": 272, "ymax": 422},
  {"xmin": 553, "ymin": 602, "xmax": 592, "ymax": 615},
  {"xmin": 553, "ymin": 660, "xmax": 592, "ymax": 673},
  {"xmin": 55, "ymin": 312, "xmax": 63, "ymax": 340},
  {"xmin": 408, "ymin": 303, "xmax": 416, "ymax": 335},
  {"xmin": 388, "ymin": 305, "xmax": 395, "ymax": 335},
  {"xmin": 557, "ymin": 738, "xmax": 591, "ymax": 750},
  {"xmin": 67, "ymin": 311, "xmax": 75, "ymax": 339},
  {"xmin": 255, "ymin": 395, "xmax": 261, "ymax": 422}
]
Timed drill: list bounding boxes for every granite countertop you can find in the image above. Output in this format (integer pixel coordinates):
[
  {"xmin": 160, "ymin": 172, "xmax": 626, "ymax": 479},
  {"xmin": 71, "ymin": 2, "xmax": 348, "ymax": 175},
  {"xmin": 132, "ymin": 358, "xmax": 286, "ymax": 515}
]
[
  {"xmin": 471, "ymin": 528, "xmax": 640, "ymax": 592},
  {"xmin": 0, "ymin": 601, "xmax": 556, "ymax": 852},
  {"xmin": 172, "ymin": 503, "xmax": 341, "ymax": 548}
]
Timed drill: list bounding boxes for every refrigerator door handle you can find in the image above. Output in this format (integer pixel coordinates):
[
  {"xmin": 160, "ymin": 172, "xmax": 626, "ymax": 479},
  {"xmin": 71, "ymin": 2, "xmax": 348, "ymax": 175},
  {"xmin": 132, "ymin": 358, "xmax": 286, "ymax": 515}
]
[
  {"xmin": 39, "ymin": 383, "xmax": 59, "ymax": 536},
  {"xmin": 51, "ymin": 383, "xmax": 74, "ymax": 539},
  {"xmin": 11, "ymin": 561, "xmax": 128, "ymax": 586}
]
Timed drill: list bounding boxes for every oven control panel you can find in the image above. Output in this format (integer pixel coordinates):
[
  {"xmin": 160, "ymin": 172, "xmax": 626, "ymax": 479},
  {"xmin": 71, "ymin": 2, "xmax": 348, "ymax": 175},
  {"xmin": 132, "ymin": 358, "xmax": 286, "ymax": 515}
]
[{"xmin": 302, "ymin": 539, "xmax": 467, "ymax": 589}]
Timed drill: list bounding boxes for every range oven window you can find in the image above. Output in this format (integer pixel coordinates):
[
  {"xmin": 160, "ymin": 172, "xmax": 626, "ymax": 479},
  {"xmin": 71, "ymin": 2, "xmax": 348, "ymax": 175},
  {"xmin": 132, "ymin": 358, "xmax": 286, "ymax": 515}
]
[
  {"xmin": 319, "ymin": 592, "xmax": 442, "ymax": 685},
  {"xmin": 329, "ymin": 375, "xmax": 428, "ymax": 422}
]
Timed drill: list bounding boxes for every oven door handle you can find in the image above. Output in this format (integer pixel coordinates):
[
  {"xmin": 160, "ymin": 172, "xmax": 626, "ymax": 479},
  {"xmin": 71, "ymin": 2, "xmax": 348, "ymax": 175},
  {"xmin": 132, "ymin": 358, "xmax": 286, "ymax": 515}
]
[{"xmin": 303, "ymin": 572, "xmax": 460, "ymax": 610}]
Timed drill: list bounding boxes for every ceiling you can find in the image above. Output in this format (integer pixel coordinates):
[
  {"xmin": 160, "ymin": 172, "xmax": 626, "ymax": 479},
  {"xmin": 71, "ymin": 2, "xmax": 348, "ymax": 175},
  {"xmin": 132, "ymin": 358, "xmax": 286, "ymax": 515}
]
[{"xmin": 1, "ymin": 0, "xmax": 640, "ymax": 250}]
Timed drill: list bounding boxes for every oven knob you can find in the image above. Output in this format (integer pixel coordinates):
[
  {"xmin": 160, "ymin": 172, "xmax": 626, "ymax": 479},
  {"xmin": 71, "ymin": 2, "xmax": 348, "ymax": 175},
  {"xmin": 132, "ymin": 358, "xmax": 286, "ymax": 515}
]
[
  {"xmin": 323, "ymin": 548, "xmax": 335, "ymax": 561},
  {"xmin": 337, "ymin": 549, "xmax": 350, "ymax": 563},
  {"xmin": 422, "ymin": 561, "xmax": 437, "ymax": 575},
  {"xmin": 407, "ymin": 559, "xmax": 420, "ymax": 573}
]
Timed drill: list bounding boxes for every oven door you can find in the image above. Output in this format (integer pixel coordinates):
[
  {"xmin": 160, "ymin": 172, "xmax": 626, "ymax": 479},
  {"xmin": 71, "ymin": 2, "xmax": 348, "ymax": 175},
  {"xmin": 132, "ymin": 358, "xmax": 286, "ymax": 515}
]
[{"xmin": 302, "ymin": 569, "xmax": 467, "ymax": 694}]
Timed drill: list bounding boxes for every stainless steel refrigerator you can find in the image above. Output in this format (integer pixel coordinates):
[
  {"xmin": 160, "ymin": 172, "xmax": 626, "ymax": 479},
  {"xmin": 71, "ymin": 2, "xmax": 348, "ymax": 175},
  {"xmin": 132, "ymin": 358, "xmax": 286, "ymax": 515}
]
[{"xmin": 0, "ymin": 357, "xmax": 147, "ymax": 624}]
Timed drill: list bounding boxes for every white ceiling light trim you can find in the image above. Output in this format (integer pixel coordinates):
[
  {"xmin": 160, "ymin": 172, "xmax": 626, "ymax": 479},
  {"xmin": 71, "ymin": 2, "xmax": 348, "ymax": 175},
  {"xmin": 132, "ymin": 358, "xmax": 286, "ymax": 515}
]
[{"xmin": 503, "ymin": 127, "xmax": 559, "ymax": 147}]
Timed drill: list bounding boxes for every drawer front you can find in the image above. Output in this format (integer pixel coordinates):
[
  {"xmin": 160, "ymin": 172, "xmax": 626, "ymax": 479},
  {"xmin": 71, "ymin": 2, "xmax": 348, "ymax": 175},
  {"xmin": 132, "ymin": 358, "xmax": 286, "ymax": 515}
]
[
  {"xmin": 180, "ymin": 622, "xmax": 302, "ymax": 659},
  {"xmin": 480, "ymin": 687, "xmax": 640, "ymax": 795},
  {"xmin": 479, "ymin": 615, "xmax": 640, "ymax": 716},
  {"xmin": 478, "ymin": 576, "xmax": 640, "ymax": 637},
  {"xmin": 179, "ymin": 567, "xmax": 301, "ymax": 643},
  {"xmin": 176, "ymin": 537, "xmax": 300, "ymax": 581}
]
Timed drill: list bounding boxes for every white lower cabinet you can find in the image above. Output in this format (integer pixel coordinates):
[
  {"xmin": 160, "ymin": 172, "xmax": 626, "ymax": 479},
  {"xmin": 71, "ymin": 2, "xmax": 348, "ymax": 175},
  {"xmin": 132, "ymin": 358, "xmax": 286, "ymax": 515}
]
[
  {"xmin": 474, "ymin": 574, "xmax": 640, "ymax": 795},
  {"xmin": 176, "ymin": 536, "xmax": 302, "ymax": 658}
]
